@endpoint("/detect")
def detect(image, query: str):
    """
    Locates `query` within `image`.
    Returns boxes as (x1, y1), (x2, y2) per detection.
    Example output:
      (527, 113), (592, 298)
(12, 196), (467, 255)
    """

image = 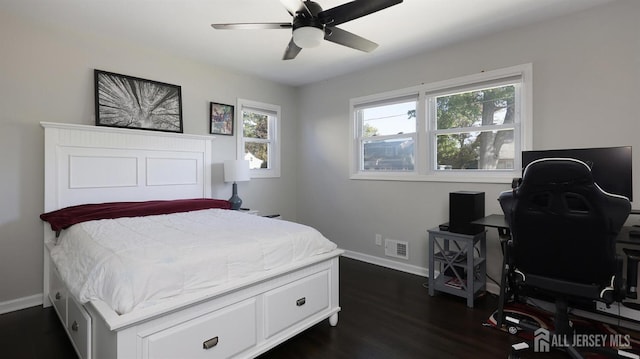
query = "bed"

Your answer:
(41, 122), (343, 359)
